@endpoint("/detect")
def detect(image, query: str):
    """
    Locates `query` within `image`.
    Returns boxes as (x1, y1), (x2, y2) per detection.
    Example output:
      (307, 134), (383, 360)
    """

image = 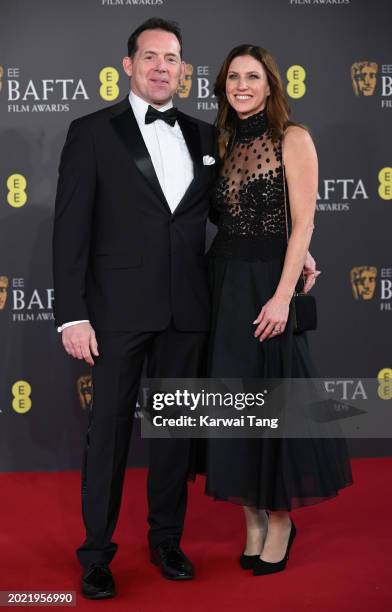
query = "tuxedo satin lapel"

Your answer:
(110, 103), (171, 213)
(175, 113), (204, 211)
